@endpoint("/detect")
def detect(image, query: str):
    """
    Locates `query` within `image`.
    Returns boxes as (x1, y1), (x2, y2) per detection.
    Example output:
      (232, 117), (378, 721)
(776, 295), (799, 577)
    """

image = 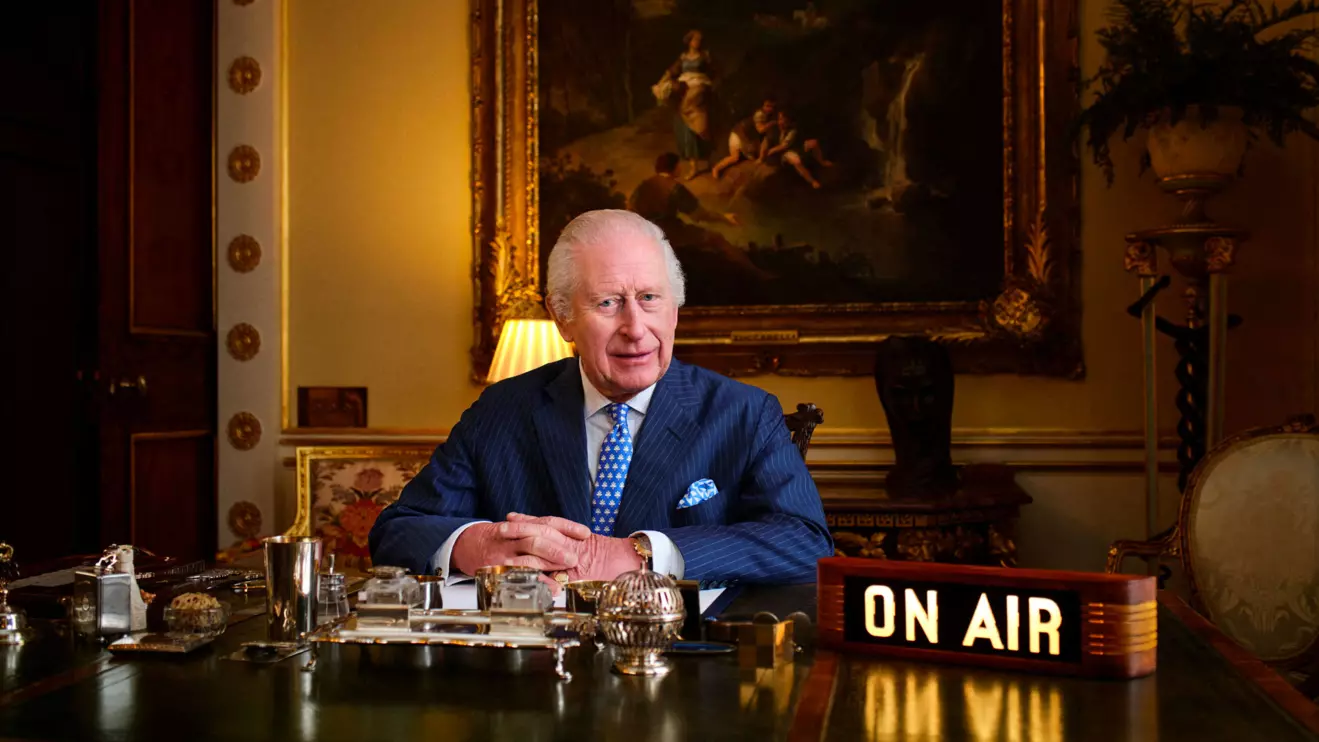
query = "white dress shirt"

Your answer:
(429, 374), (686, 582)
